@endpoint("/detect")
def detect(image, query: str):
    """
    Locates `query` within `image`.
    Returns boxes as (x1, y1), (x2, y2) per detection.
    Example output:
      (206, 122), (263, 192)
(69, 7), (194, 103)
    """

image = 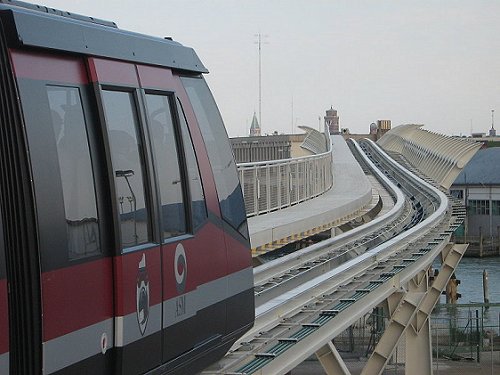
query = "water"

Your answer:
(450, 256), (500, 304)
(433, 256), (500, 327)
